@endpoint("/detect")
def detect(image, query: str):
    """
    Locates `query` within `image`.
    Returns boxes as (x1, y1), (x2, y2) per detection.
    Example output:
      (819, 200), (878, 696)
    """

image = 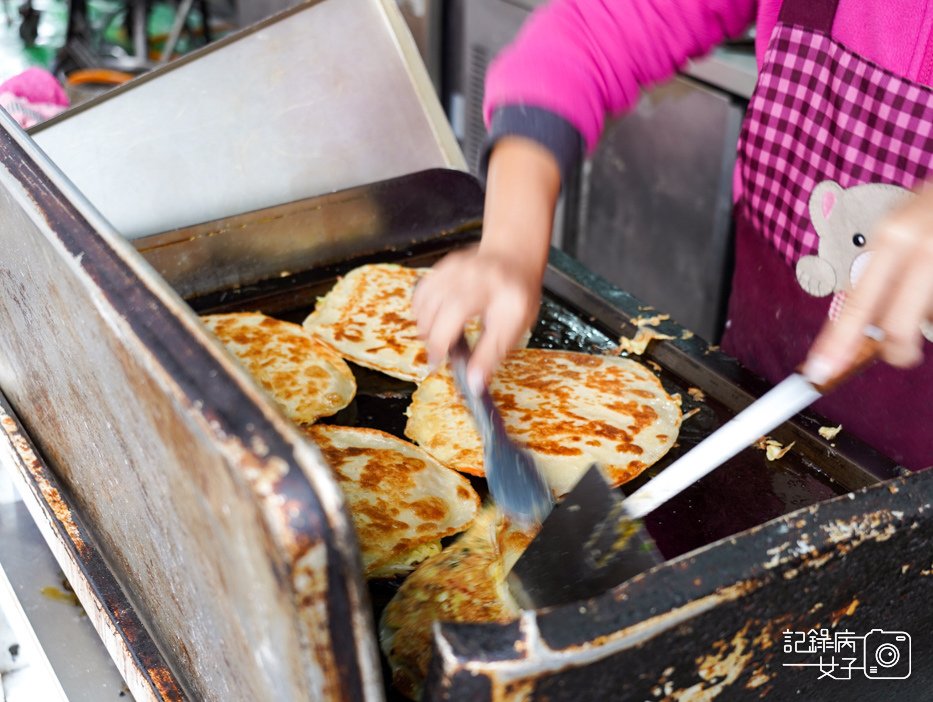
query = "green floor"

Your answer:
(0, 1), (213, 84)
